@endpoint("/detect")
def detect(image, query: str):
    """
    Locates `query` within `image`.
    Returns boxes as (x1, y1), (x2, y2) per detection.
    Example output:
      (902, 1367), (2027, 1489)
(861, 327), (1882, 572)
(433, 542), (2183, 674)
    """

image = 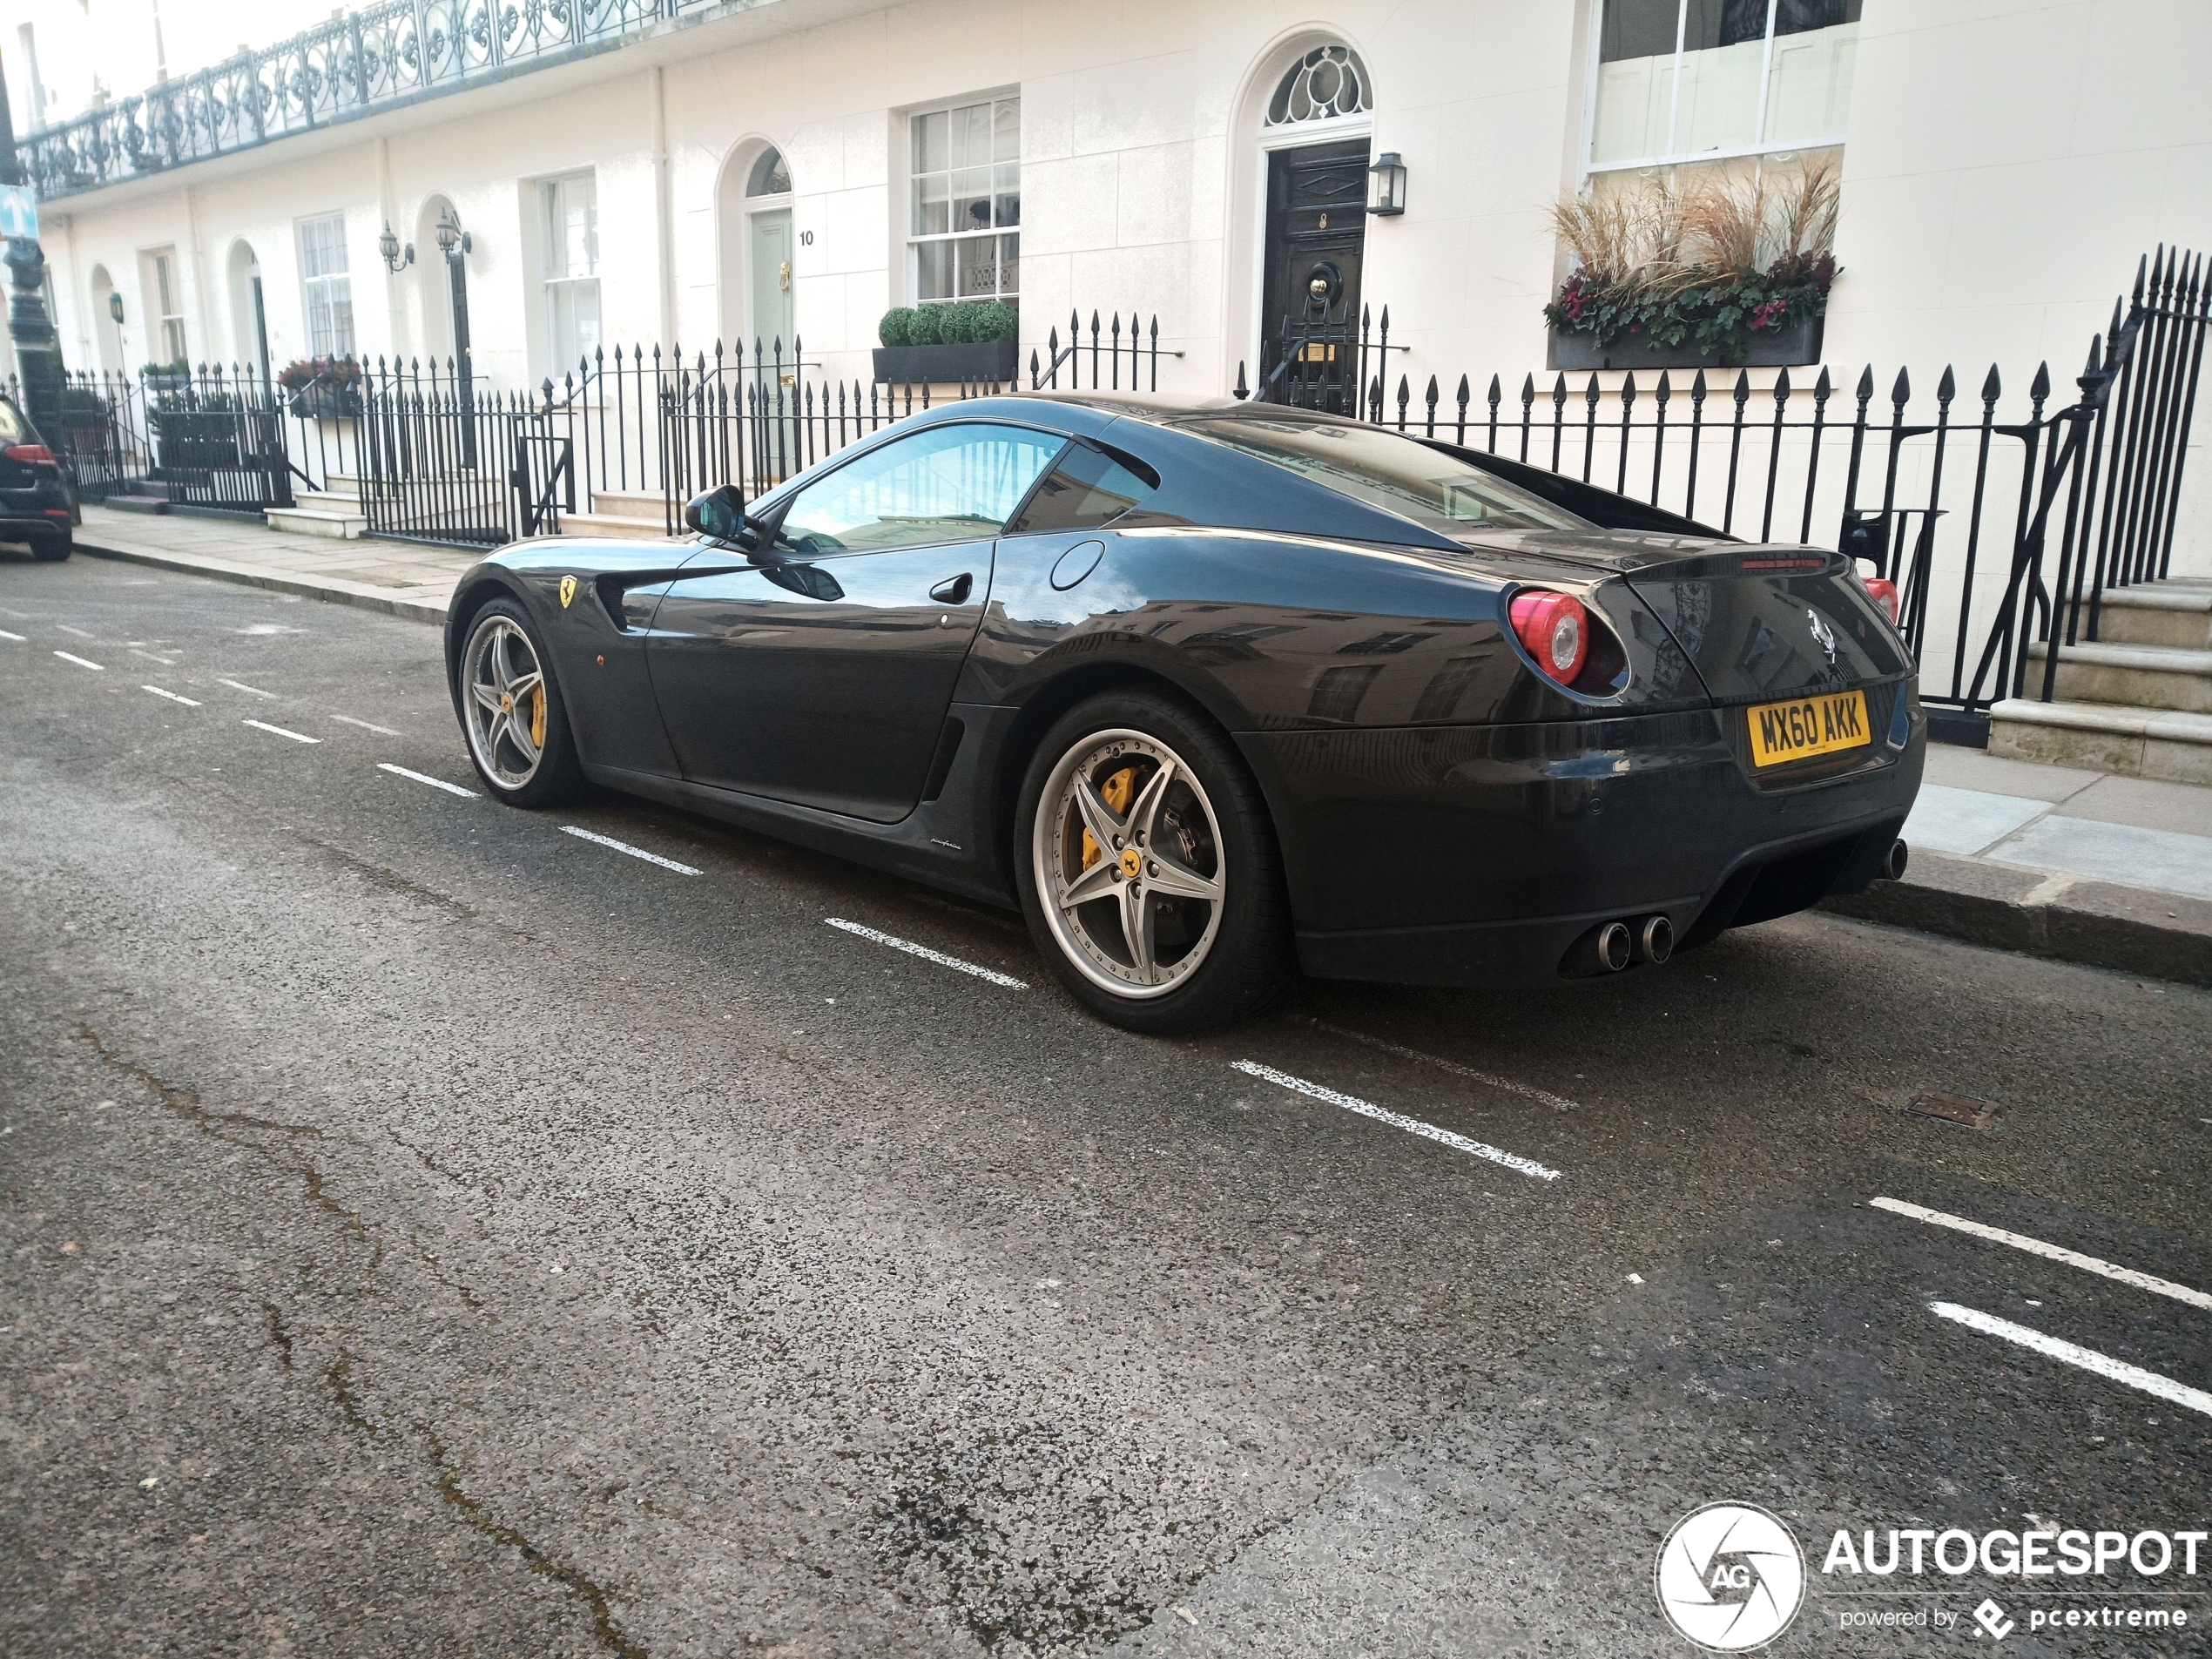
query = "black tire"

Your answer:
(455, 597), (586, 807)
(30, 534), (70, 563)
(1015, 687), (1296, 1034)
